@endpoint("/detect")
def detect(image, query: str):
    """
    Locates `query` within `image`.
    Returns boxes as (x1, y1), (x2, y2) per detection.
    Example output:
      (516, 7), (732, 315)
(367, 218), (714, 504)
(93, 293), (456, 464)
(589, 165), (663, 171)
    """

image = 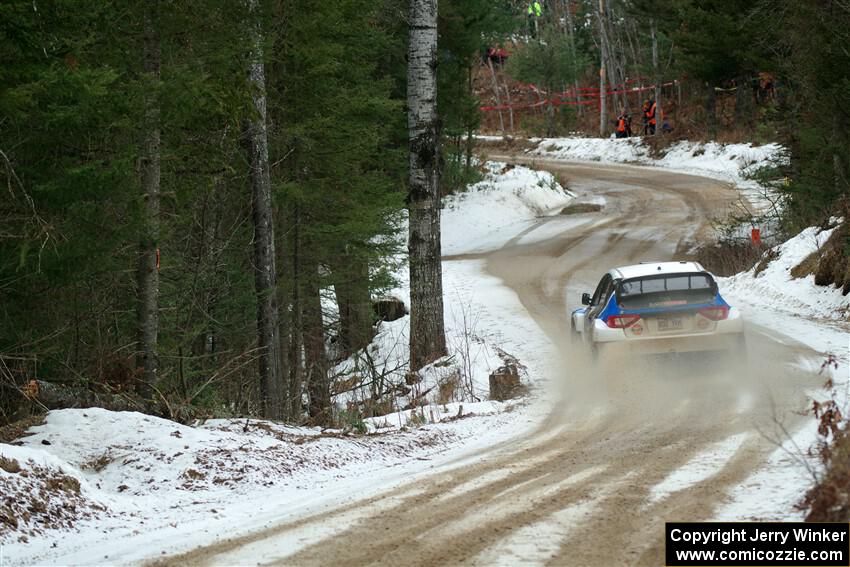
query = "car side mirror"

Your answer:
(581, 292), (592, 306)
